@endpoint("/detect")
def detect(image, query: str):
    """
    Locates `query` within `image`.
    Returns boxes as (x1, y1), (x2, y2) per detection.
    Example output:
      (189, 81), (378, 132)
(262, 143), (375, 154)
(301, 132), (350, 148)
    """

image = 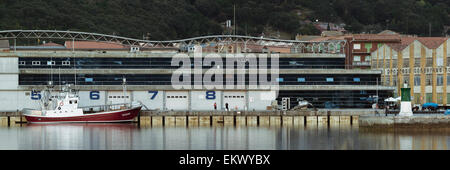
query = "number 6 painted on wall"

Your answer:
(90, 91), (100, 100)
